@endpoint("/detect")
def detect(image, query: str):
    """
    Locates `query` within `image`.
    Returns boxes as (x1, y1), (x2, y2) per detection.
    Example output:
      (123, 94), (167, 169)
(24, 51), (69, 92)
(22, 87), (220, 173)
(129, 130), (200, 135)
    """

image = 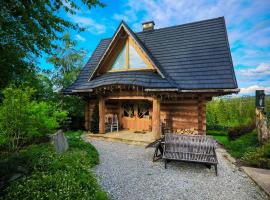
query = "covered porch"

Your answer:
(97, 95), (161, 140)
